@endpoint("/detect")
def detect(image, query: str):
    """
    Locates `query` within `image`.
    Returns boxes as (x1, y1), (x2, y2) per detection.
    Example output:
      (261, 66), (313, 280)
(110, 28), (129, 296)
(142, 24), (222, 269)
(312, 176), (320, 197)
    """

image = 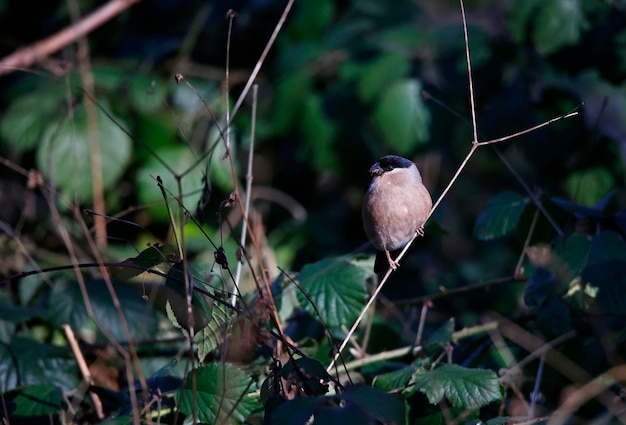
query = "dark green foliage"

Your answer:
(0, 0), (625, 423)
